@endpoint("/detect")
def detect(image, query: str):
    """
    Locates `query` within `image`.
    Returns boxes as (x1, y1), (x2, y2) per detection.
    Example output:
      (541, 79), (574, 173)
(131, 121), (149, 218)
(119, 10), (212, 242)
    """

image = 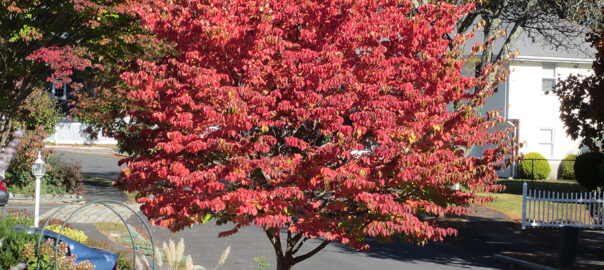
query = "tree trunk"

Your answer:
(275, 255), (293, 270)
(0, 118), (13, 149)
(266, 229), (331, 270)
